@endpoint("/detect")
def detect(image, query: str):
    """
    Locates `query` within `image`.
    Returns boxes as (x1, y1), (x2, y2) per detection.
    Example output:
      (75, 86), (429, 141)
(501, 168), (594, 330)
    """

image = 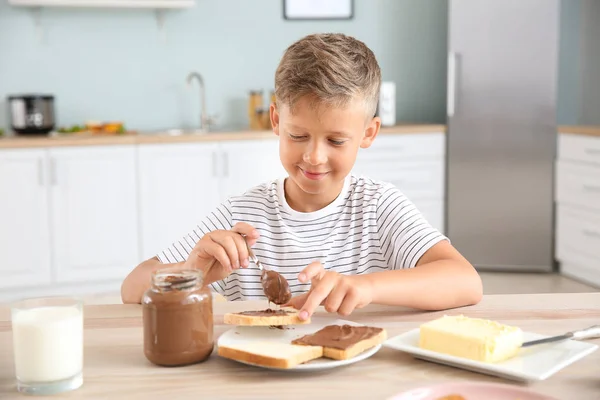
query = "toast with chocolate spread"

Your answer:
(292, 324), (387, 360)
(223, 308), (310, 326)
